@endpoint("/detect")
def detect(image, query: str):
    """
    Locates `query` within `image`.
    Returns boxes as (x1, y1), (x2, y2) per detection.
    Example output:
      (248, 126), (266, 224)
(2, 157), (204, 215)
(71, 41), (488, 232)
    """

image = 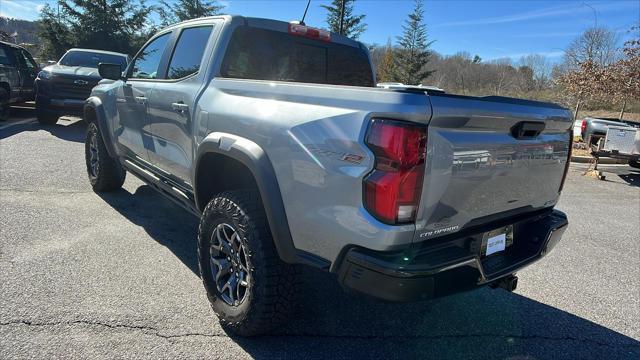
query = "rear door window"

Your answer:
(220, 26), (374, 87)
(167, 26), (213, 80)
